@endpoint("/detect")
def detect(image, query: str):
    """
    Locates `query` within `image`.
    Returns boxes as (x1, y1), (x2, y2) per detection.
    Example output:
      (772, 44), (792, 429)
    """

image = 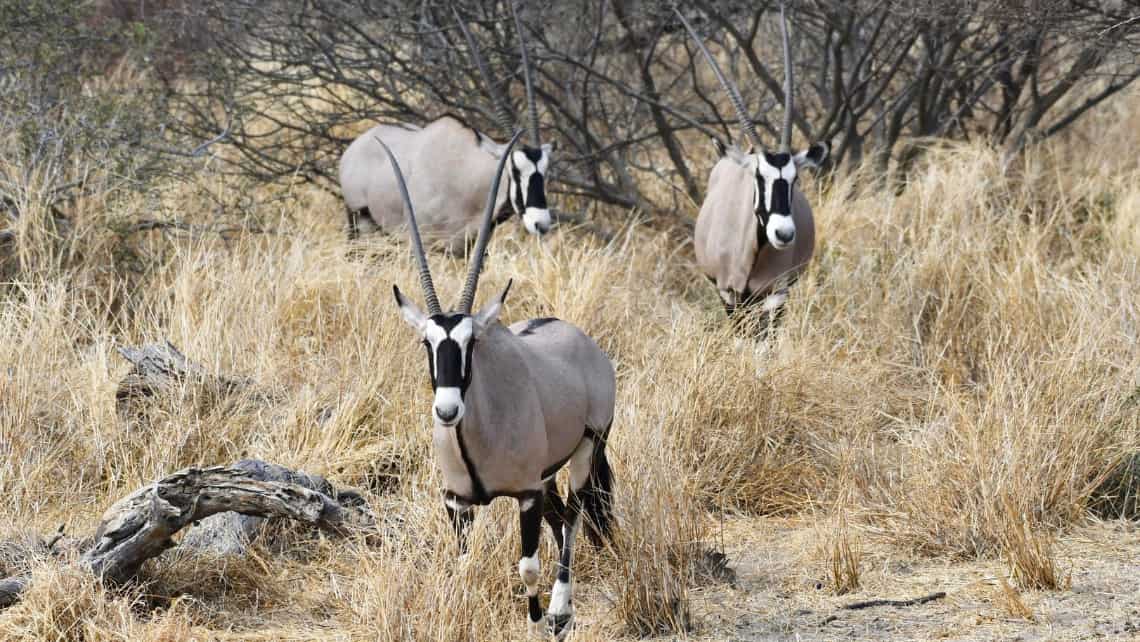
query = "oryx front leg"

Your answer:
(444, 492), (474, 559)
(517, 489), (545, 636)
